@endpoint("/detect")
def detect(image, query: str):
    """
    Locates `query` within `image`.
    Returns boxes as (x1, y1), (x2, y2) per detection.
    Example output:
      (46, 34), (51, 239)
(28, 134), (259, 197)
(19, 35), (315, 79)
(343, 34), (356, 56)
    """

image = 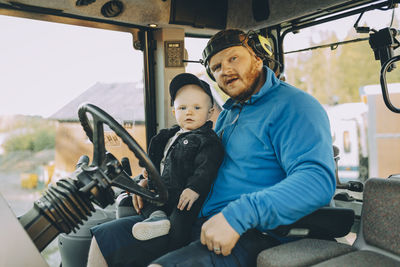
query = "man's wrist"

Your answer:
(221, 208), (246, 235)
